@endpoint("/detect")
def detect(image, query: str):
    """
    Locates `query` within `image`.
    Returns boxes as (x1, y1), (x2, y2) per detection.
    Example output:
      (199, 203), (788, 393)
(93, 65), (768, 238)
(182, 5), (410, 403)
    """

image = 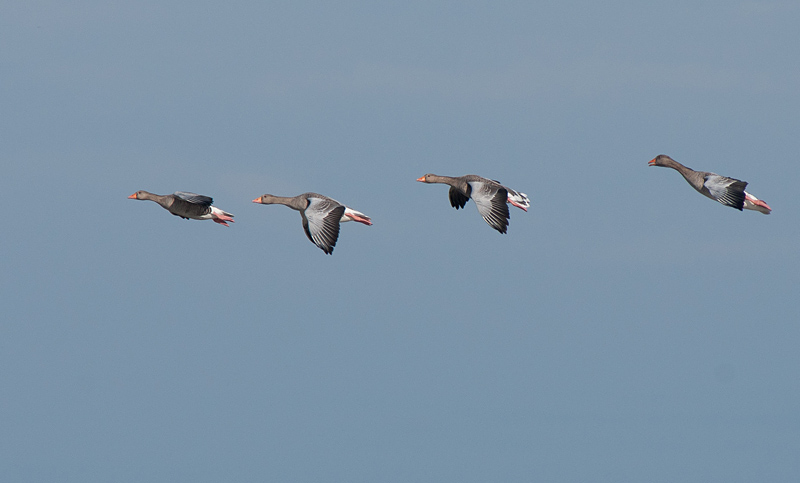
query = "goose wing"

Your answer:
(448, 186), (470, 209)
(703, 175), (747, 210)
(302, 196), (346, 254)
(173, 191), (213, 206)
(468, 181), (510, 234)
